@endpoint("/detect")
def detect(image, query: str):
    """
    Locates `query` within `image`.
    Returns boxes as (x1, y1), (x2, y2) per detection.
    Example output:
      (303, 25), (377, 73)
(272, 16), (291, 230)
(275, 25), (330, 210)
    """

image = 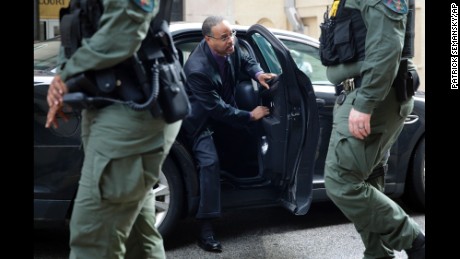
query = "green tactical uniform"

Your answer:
(57, 0), (181, 258)
(324, 0), (423, 258)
